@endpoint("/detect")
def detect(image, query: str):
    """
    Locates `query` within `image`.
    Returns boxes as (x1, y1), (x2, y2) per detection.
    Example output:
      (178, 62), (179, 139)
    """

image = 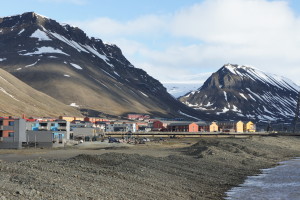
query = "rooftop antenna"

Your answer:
(292, 91), (300, 133)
